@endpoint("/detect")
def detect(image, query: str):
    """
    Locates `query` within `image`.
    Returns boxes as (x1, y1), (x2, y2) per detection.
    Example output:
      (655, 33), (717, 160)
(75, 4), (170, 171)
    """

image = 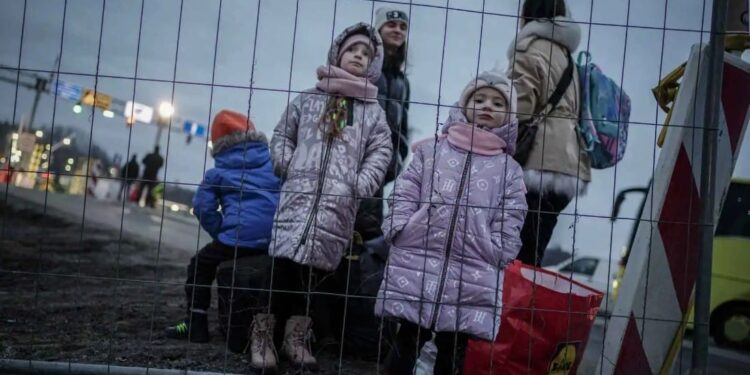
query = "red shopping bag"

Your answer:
(464, 261), (604, 375)
(129, 183), (141, 202)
